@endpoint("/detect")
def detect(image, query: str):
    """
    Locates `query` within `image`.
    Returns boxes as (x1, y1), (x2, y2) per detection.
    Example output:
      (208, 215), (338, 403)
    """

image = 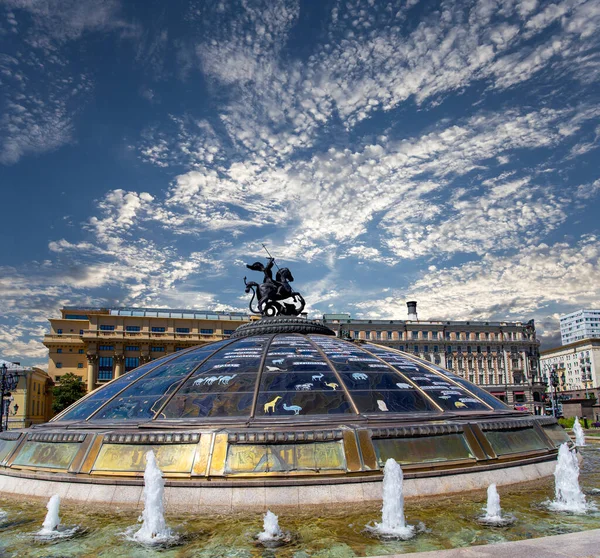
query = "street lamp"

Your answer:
(0, 363), (20, 432)
(550, 367), (559, 418)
